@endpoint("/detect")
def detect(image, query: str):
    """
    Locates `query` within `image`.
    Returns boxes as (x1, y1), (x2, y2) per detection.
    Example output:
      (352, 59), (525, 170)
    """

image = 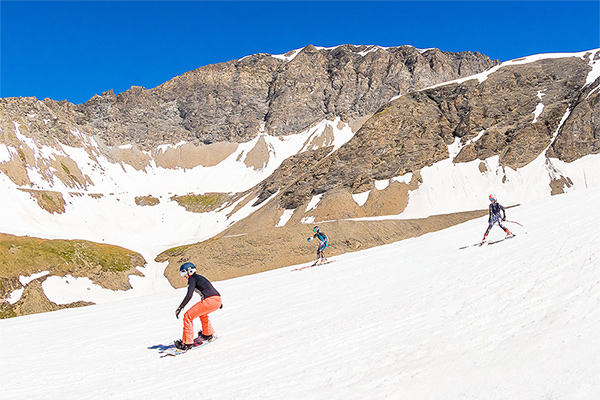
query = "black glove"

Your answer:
(175, 306), (183, 319)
